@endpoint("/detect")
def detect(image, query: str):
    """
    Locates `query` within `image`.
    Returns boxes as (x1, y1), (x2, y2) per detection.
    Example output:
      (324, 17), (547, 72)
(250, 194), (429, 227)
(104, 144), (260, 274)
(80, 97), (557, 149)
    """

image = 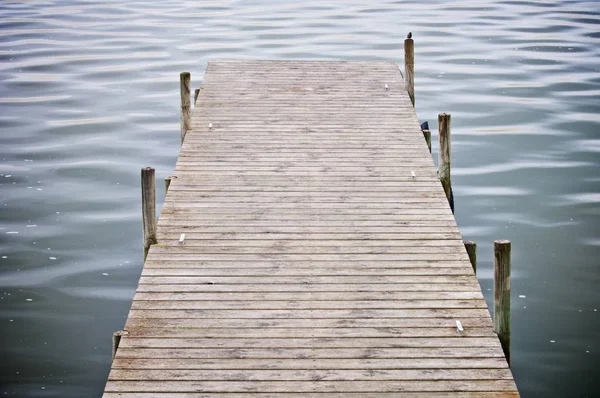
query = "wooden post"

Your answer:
(194, 88), (200, 106)
(165, 176), (171, 195)
(404, 33), (414, 106)
(112, 330), (128, 360)
(463, 240), (476, 274)
(494, 240), (511, 365)
(422, 129), (431, 153)
(141, 167), (157, 259)
(438, 113), (454, 213)
(180, 72), (191, 144)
